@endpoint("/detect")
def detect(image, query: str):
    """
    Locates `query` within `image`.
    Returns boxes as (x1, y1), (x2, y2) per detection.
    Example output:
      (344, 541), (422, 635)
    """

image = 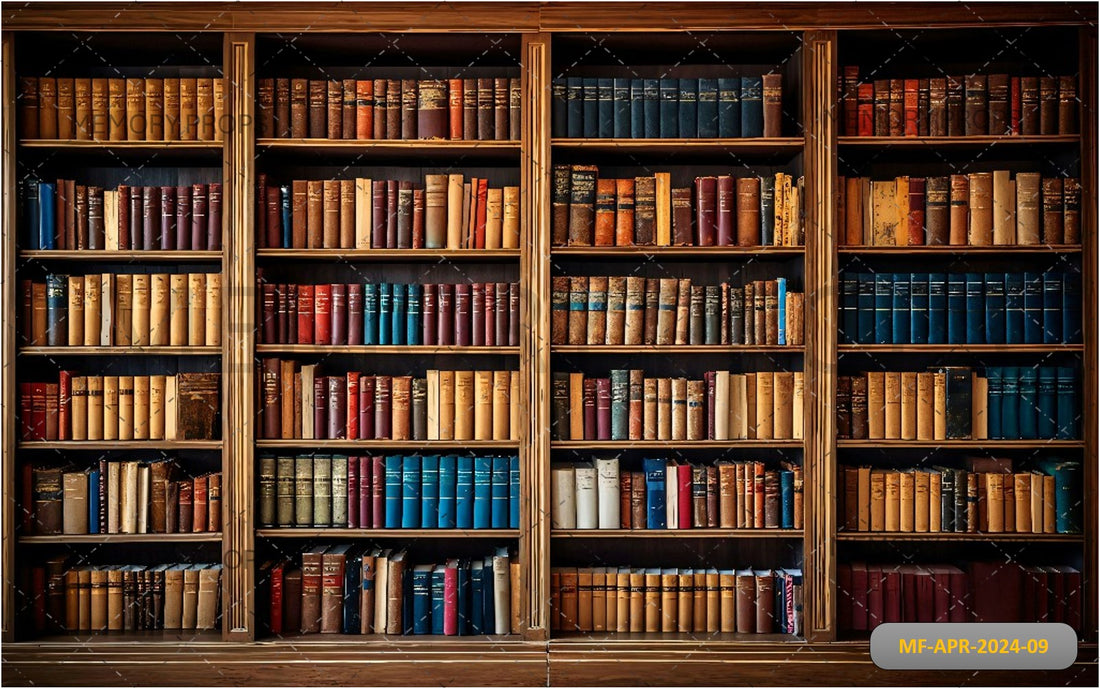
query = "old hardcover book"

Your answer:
(968, 172), (993, 245)
(176, 372), (219, 440)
